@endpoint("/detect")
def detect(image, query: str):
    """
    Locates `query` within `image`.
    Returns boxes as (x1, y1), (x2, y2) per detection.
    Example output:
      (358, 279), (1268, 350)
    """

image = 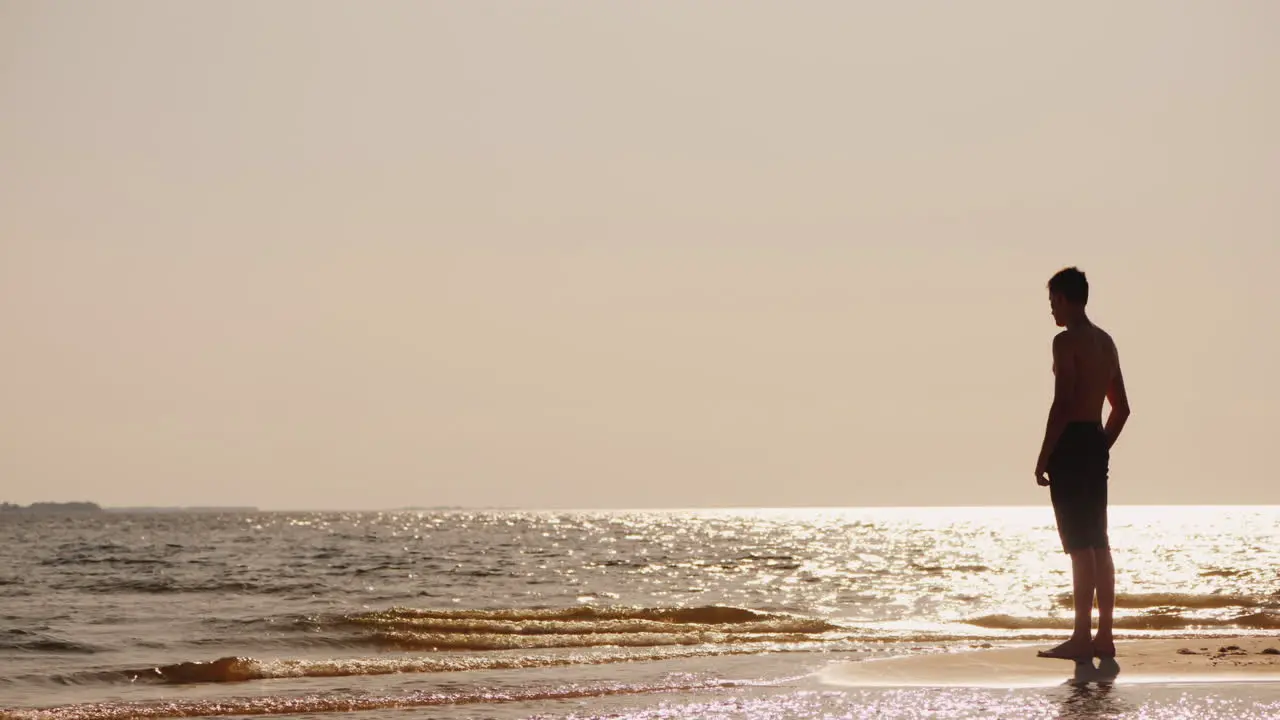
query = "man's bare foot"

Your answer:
(1093, 637), (1116, 658)
(1037, 638), (1094, 660)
